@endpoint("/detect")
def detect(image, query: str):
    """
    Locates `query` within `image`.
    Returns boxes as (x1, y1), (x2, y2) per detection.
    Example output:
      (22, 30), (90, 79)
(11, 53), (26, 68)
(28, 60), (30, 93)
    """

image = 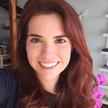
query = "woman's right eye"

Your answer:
(30, 38), (42, 43)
